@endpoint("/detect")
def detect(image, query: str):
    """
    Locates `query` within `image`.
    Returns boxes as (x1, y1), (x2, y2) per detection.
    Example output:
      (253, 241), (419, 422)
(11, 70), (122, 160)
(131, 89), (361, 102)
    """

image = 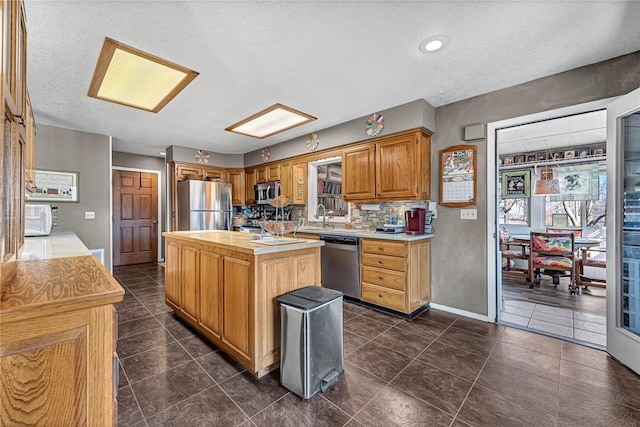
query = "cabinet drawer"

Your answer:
(362, 266), (404, 290)
(361, 253), (405, 271)
(361, 239), (405, 257)
(361, 283), (405, 311)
